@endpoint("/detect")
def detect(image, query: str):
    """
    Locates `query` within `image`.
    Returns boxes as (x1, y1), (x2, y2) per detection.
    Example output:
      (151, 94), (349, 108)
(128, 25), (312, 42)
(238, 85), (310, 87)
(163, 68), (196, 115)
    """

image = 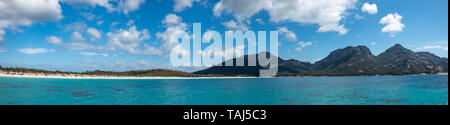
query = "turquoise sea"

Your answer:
(0, 75), (447, 105)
